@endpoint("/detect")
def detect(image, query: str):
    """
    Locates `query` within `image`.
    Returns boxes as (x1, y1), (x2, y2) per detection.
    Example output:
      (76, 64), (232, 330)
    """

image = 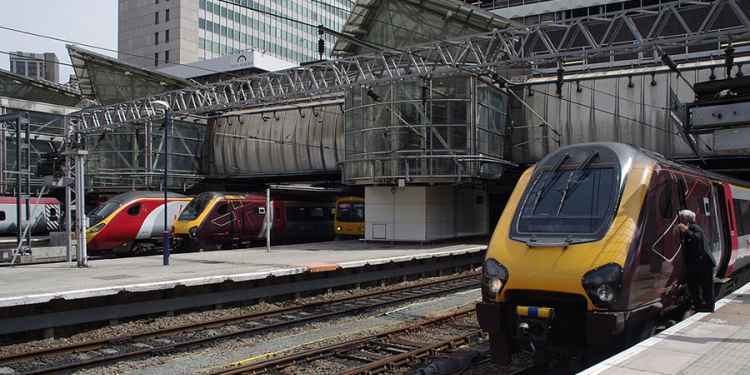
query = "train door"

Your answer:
(242, 202), (265, 239)
(208, 201), (233, 245)
(228, 200), (242, 243)
(684, 176), (723, 275)
(635, 169), (682, 306)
